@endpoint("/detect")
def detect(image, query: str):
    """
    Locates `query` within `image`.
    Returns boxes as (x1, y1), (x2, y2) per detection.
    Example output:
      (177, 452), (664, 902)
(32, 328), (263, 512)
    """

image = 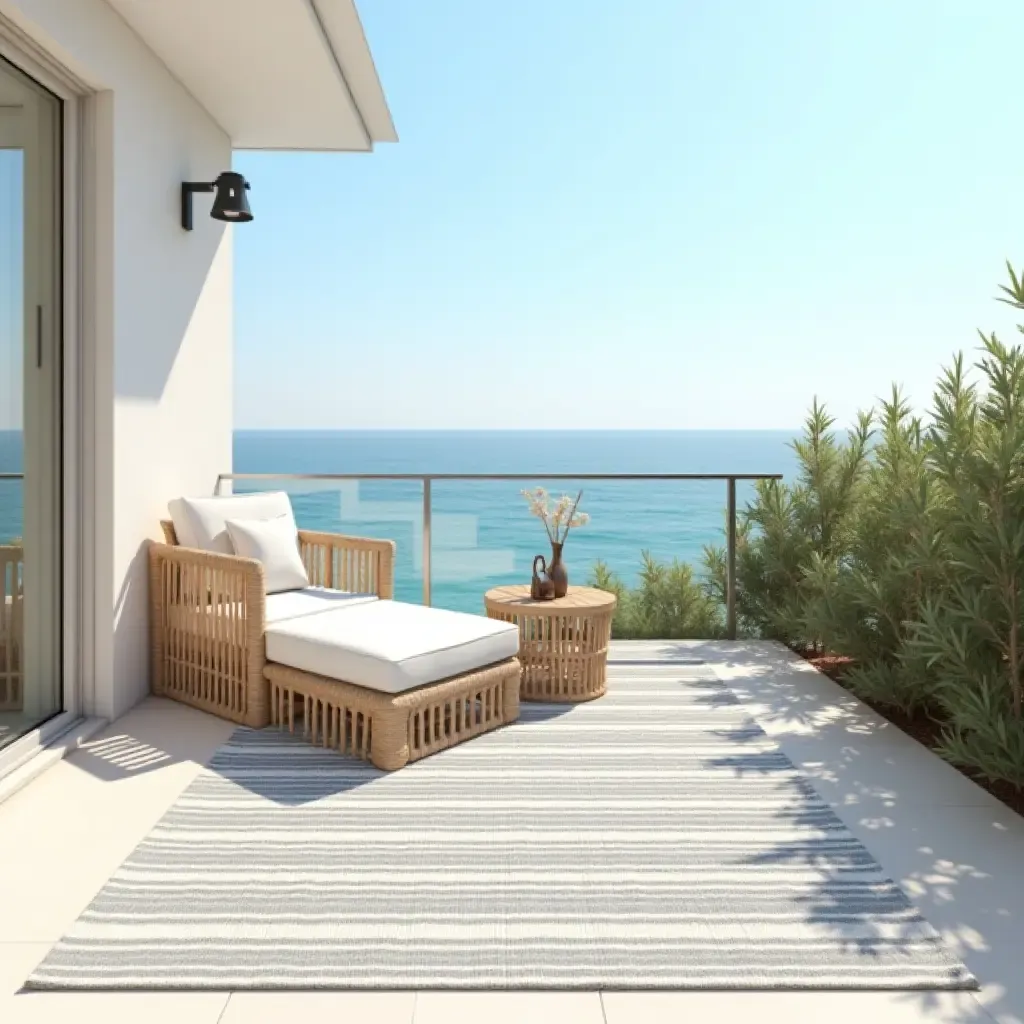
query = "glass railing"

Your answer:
(217, 472), (783, 638)
(0, 474), (23, 545)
